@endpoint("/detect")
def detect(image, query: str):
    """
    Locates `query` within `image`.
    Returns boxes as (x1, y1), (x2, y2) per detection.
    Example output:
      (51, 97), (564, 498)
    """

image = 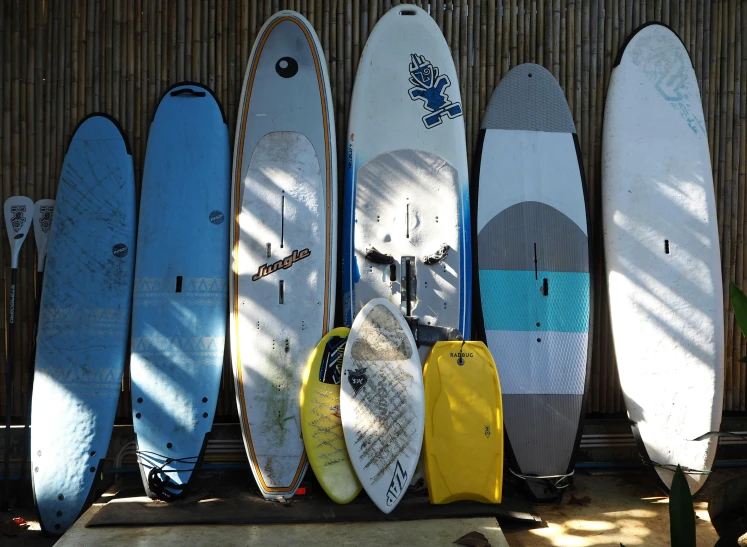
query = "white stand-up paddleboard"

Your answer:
(603, 23), (723, 494)
(341, 298), (424, 514)
(231, 10), (336, 499)
(342, 5), (471, 358)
